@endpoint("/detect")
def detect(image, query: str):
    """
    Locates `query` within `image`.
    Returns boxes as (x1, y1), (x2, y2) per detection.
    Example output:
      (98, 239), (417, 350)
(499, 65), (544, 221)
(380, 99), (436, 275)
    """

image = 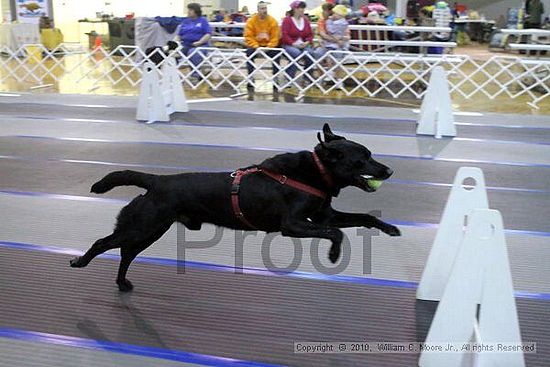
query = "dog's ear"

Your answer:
(323, 123), (346, 142)
(317, 132), (344, 162)
(317, 132), (326, 146)
(167, 40), (178, 51)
